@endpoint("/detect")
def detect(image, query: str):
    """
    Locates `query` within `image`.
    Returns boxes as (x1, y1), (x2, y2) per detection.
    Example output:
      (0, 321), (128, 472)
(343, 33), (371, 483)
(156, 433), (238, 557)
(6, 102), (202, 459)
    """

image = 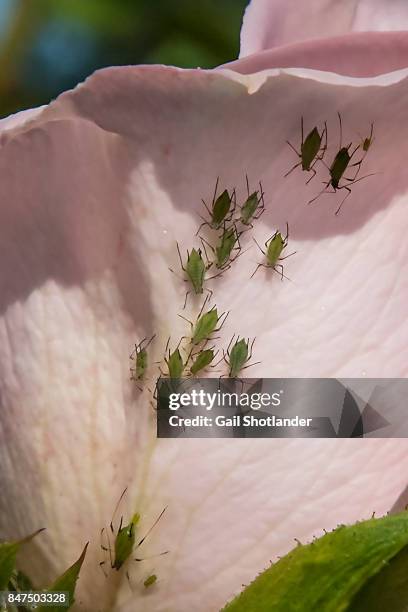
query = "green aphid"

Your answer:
(240, 176), (265, 226)
(200, 224), (241, 272)
(184, 247), (206, 294)
(308, 114), (375, 214)
(252, 223), (295, 280)
(215, 226), (239, 269)
(113, 513), (140, 570)
(285, 117), (327, 183)
(190, 348), (216, 376)
(100, 489), (168, 575)
(166, 347), (184, 378)
(224, 336), (256, 378)
(172, 244), (213, 308)
(192, 307), (220, 344)
(198, 178), (235, 231)
(179, 298), (228, 346)
(144, 574), (157, 588)
(130, 335), (155, 381)
(360, 123), (374, 153)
